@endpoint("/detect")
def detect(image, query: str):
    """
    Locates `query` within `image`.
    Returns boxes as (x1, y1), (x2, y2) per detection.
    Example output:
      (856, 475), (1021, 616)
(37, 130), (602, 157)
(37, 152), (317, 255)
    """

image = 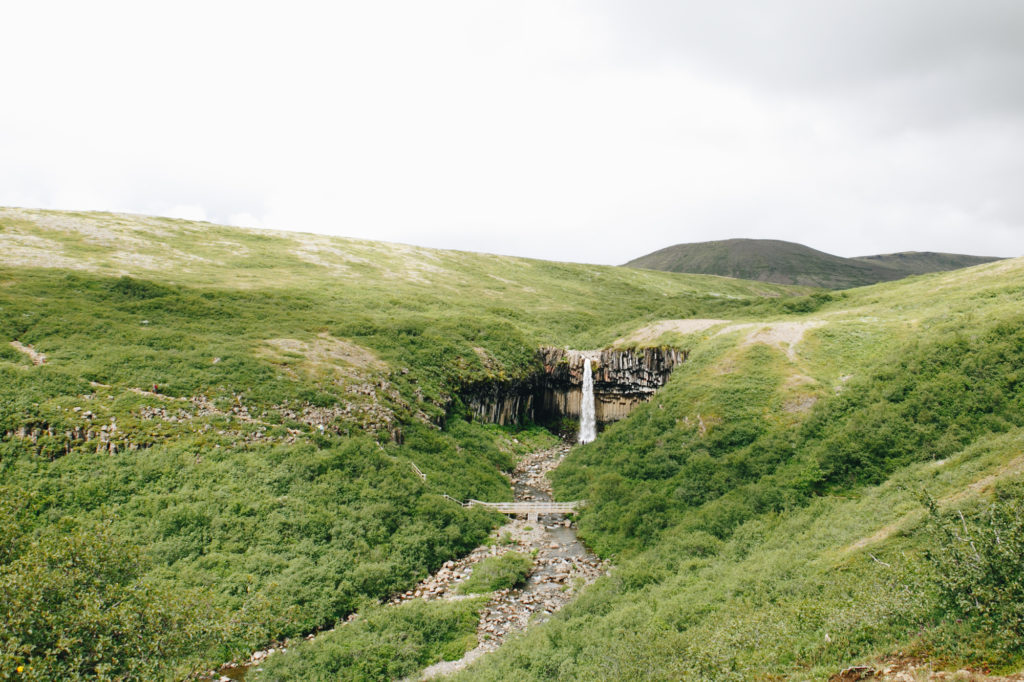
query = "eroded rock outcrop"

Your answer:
(461, 376), (538, 427)
(538, 346), (686, 422)
(462, 346), (686, 426)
